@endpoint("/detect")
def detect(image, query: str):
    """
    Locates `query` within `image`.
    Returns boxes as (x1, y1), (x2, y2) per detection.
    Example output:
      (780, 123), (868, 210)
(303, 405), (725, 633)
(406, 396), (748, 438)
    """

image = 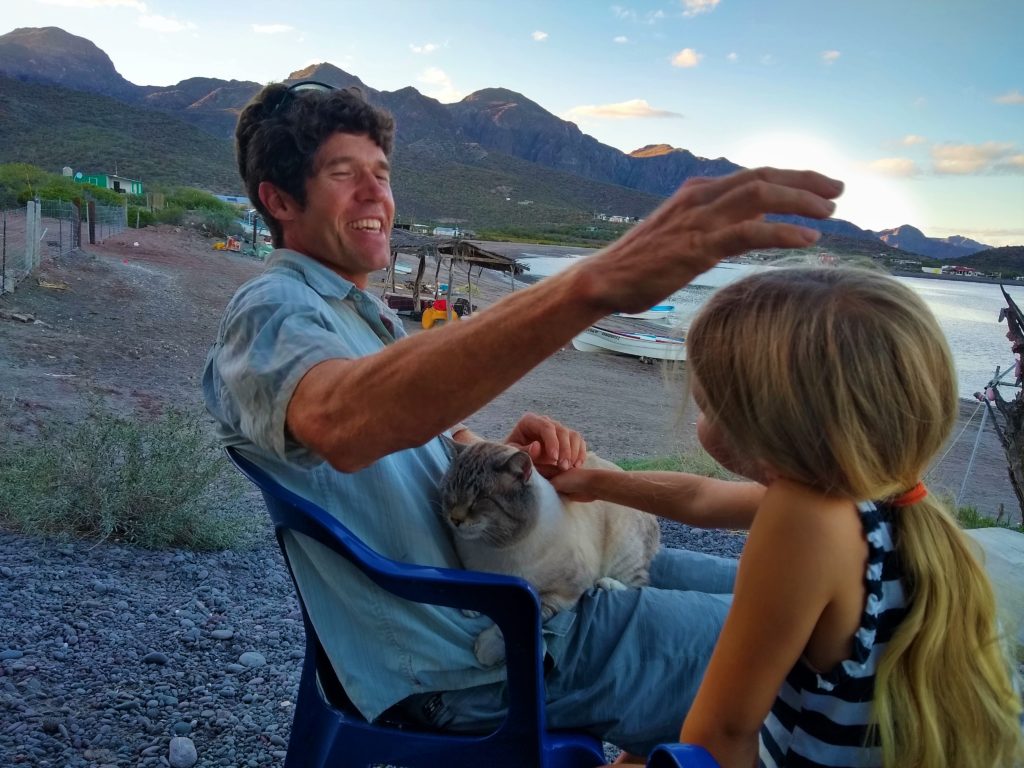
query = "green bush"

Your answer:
(127, 205), (156, 228)
(195, 207), (242, 237)
(155, 205), (186, 225)
(0, 406), (256, 550)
